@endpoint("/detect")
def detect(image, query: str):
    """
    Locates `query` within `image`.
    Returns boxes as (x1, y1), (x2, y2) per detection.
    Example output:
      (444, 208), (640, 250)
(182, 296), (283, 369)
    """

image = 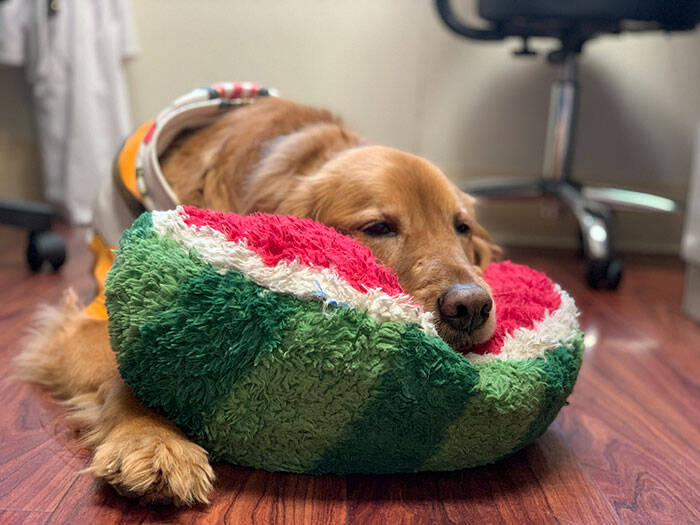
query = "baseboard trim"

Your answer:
(684, 264), (700, 323)
(494, 232), (680, 255)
